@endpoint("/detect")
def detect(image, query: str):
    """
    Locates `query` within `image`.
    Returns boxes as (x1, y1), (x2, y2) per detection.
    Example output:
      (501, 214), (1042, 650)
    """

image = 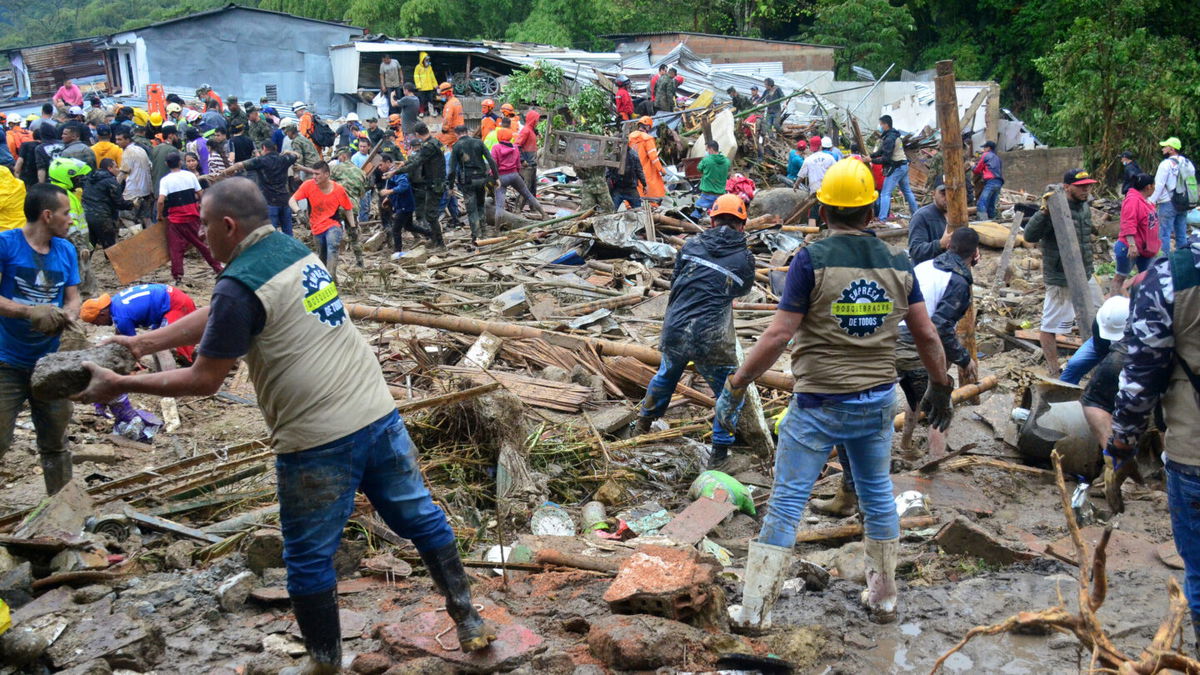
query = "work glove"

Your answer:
(714, 376), (748, 438)
(1103, 441), (1143, 514)
(27, 305), (70, 335)
(919, 380), (954, 432)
